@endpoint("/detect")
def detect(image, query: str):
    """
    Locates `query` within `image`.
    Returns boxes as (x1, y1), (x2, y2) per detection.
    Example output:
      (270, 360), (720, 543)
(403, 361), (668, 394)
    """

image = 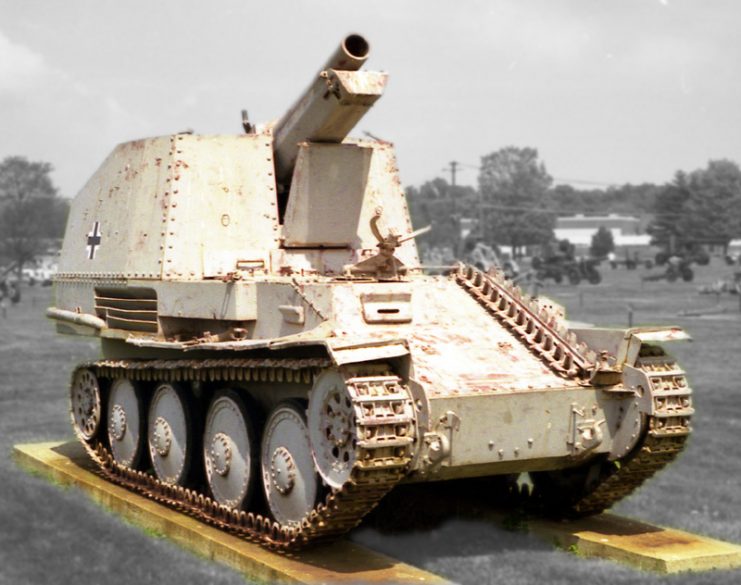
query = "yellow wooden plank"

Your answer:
(531, 512), (741, 574)
(13, 441), (449, 585)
